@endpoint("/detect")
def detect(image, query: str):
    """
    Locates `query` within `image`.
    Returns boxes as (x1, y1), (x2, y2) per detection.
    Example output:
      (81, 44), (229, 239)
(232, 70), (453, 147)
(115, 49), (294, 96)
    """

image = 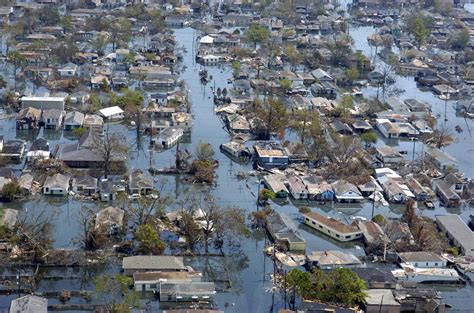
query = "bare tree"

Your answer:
(92, 129), (128, 178)
(425, 126), (454, 148)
